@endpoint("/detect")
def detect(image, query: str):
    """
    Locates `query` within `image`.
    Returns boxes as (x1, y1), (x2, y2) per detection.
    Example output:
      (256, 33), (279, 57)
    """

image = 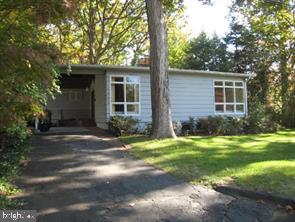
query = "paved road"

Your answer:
(15, 128), (292, 222)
